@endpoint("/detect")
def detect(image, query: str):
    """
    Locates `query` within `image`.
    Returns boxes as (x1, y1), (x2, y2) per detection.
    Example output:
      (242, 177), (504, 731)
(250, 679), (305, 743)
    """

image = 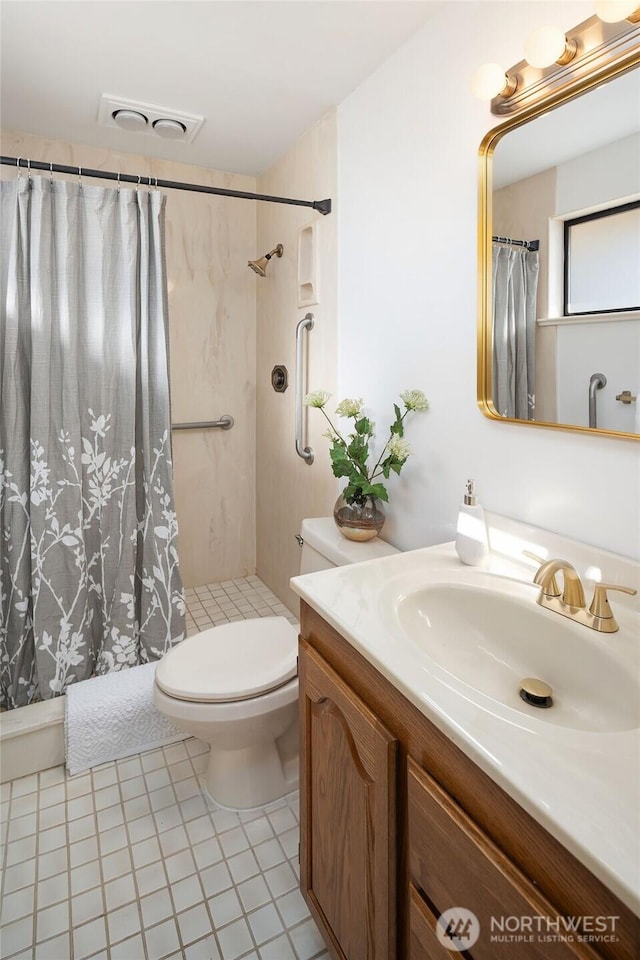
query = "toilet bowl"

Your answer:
(154, 518), (399, 809)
